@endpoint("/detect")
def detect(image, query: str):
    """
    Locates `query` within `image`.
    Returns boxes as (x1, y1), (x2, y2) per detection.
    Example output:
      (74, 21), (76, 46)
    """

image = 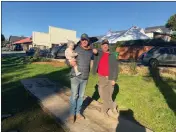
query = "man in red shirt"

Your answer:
(92, 39), (119, 117)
